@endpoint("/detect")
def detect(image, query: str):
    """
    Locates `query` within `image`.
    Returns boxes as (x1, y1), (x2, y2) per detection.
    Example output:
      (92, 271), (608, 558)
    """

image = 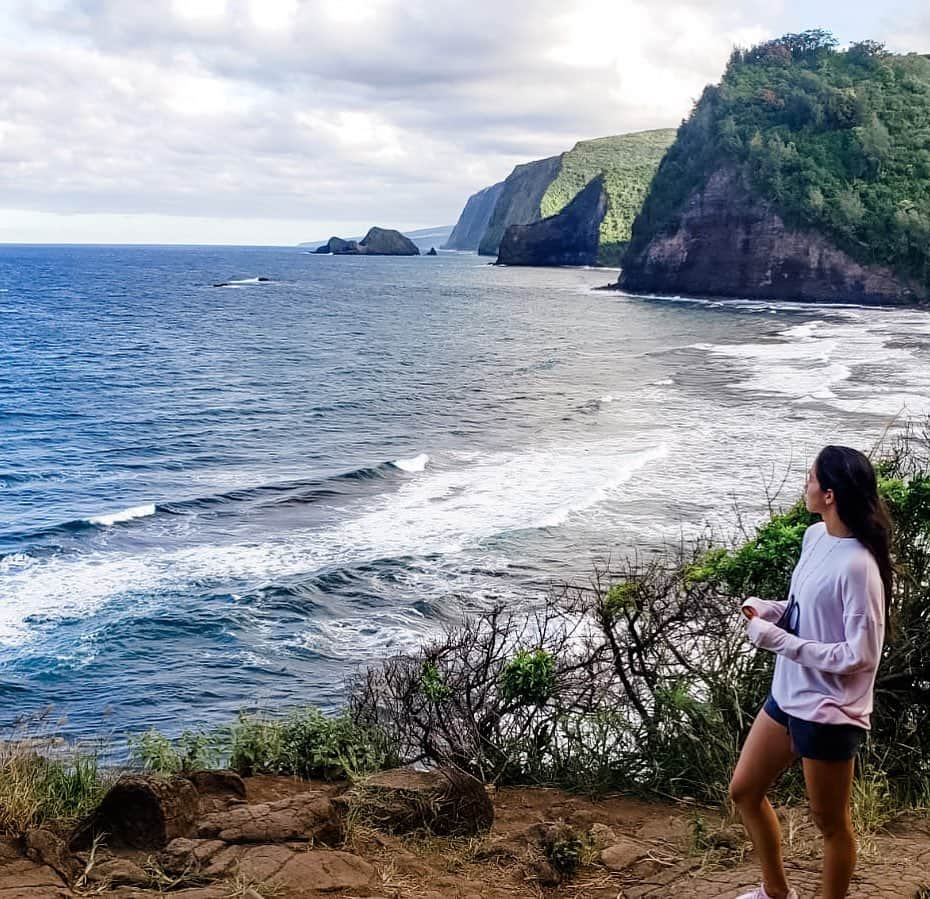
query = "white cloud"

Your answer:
(1, 0), (925, 242)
